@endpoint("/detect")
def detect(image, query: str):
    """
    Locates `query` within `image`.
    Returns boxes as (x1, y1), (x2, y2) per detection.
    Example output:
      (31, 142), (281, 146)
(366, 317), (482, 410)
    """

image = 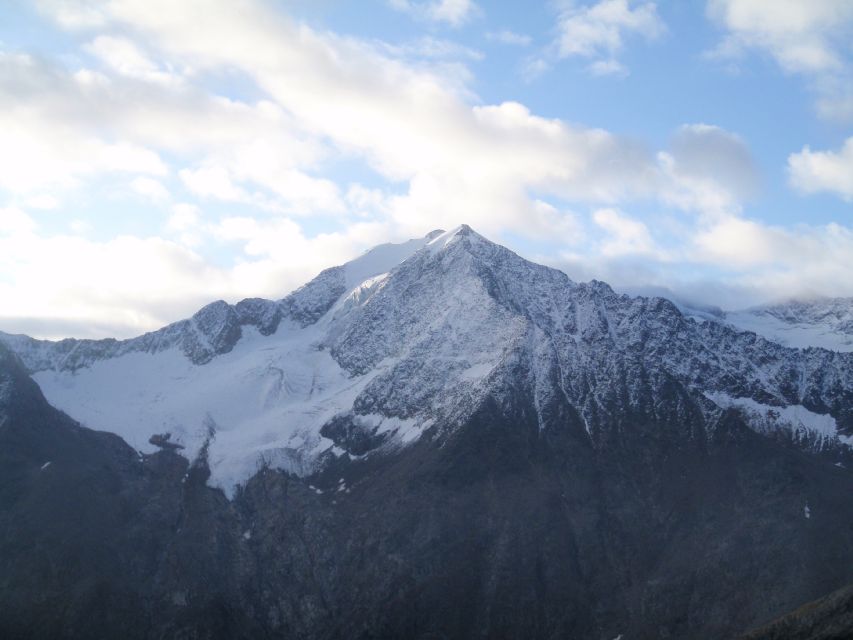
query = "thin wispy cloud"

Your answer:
(553, 0), (665, 75)
(388, 0), (479, 27)
(486, 30), (532, 47)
